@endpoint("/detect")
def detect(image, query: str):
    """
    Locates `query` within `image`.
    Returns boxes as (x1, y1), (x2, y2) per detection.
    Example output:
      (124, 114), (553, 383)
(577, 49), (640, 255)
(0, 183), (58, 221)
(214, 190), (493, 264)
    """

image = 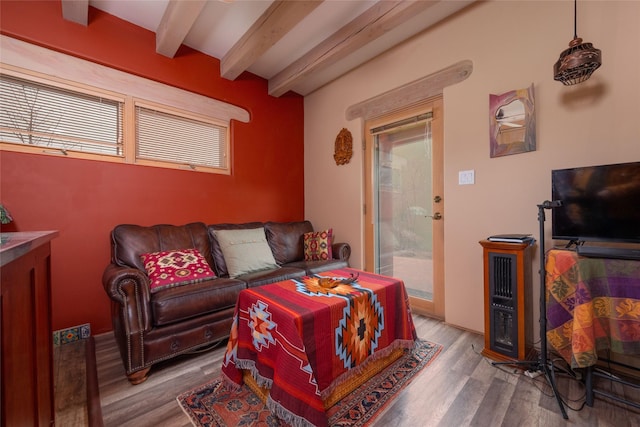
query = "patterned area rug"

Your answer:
(177, 339), (442, 427)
